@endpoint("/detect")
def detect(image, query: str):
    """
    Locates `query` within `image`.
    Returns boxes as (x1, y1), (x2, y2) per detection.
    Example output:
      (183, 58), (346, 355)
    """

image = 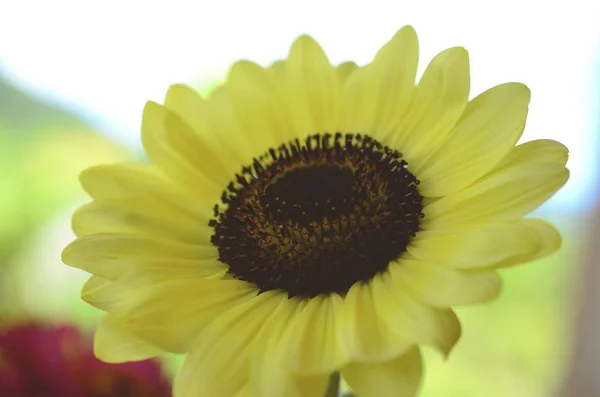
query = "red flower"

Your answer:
(0, 322), (171, 397)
